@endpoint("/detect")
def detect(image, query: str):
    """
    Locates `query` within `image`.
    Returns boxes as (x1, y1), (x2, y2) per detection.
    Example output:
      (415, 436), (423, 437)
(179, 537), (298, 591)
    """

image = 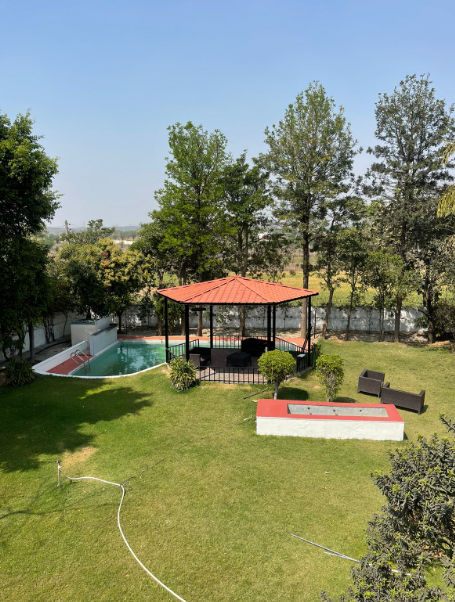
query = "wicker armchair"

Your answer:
(357, 369), (385, 397)
(381, 384), (425, 414)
